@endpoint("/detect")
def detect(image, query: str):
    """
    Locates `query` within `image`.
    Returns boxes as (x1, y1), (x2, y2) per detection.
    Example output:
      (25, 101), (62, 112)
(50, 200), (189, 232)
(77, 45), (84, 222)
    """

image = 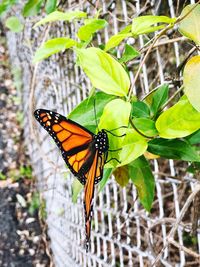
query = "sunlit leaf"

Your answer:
(148, 138), (200, 162)
(132, 15), (176, 36)
(33, 37), (77, 62)
(34, 10), (87, 27)
(185, 129), (200, 145)
(5, 16), (23, 32)
(183, 55), (200, 112)
(98, 168), (113, 192)
(105, 33), (132, 51)
(179, 4), (200, 45)
(76, 47), (130, 96)
(156, 96), (200, 138)
(77, 18), (108, 41)
(113, 166), (129, 187)
(128, 156), (155, 211)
